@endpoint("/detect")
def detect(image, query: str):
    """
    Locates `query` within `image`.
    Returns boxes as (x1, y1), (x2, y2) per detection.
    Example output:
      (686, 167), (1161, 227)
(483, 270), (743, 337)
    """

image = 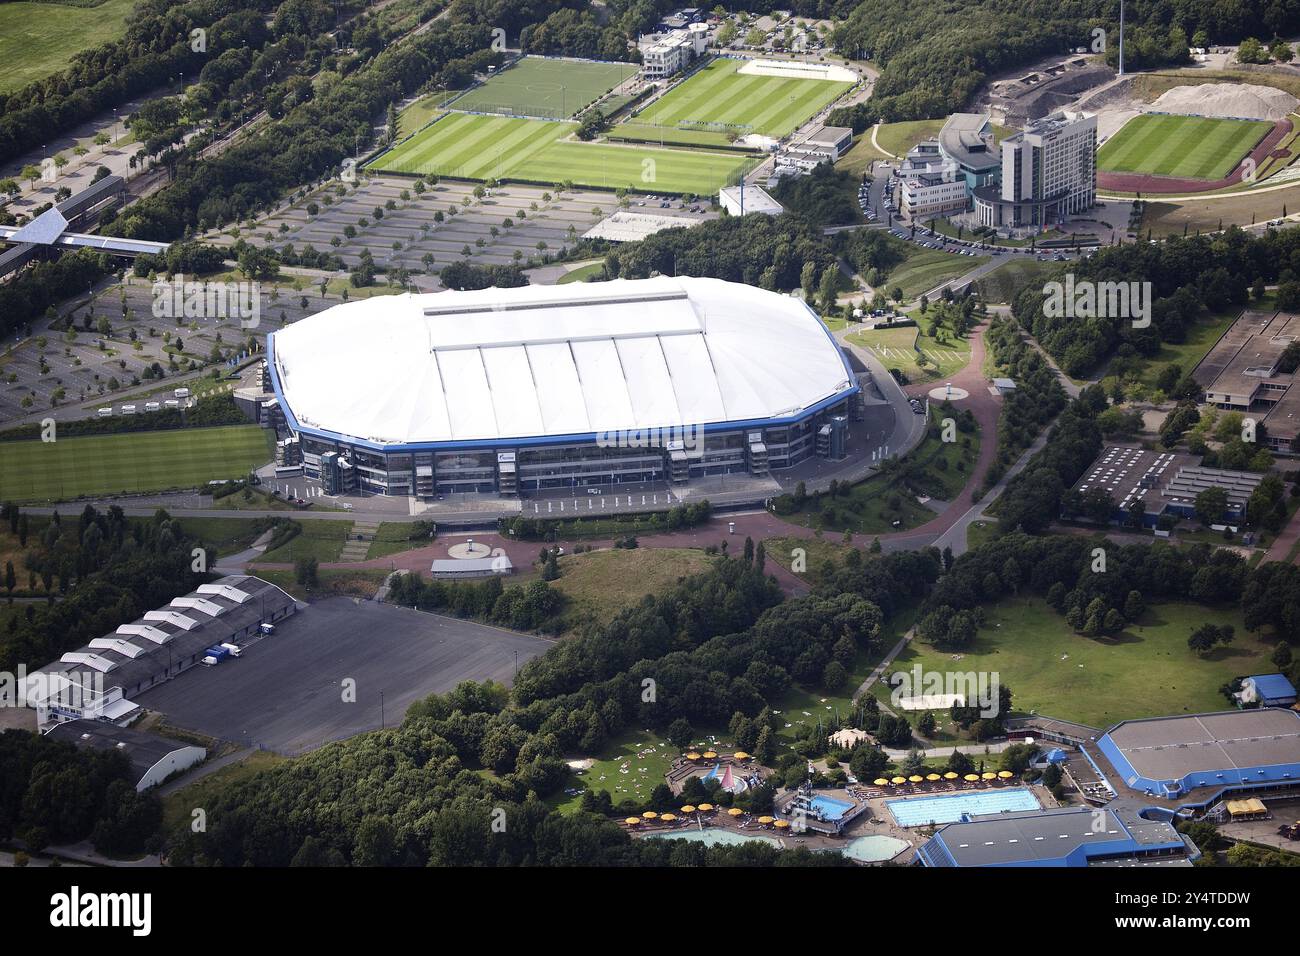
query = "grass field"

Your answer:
(451, 56), (638, 119)
(873, 119), (945, 159)
(0, 0), (137, 93)
(607, 123), (739, 149)
(548, 548), (716, 629)
(892, 597), (1272, 728)
(1098, 113), (1272, 180)
(975, 258), (1058, 304)
(256, 520), (353, 564)
(631, 57), (850, 139)
(0, 426), (273, 502)
(847, 325), (972, 383)
(369, 112), (752, 194)
(887, 248), (988, 300)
